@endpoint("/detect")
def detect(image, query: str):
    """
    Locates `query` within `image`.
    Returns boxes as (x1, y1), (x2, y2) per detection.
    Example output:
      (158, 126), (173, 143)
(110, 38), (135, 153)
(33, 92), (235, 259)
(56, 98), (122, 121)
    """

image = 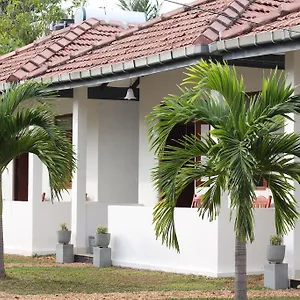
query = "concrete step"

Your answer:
(74, 253), (93, 264)
(290, 278), (300, 289)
